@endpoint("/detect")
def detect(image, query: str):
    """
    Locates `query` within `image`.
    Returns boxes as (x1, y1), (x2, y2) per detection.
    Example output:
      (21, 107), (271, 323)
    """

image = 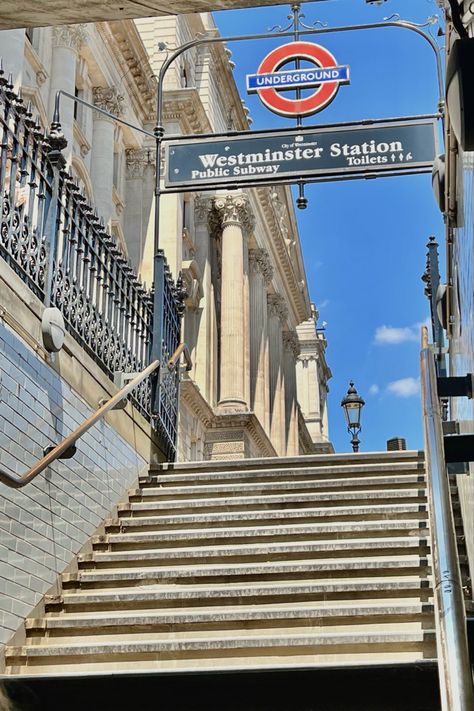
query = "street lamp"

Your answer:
(341, 381), (365, 452)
